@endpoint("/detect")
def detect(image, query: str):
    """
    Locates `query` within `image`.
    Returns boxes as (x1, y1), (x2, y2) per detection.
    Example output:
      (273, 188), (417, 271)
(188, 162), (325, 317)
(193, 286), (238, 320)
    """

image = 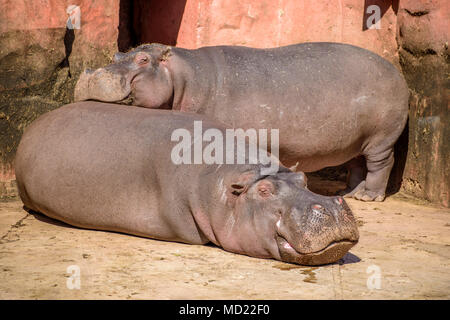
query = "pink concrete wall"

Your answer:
(175, 0), (399, 66)
(396, 0), (449, 207)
